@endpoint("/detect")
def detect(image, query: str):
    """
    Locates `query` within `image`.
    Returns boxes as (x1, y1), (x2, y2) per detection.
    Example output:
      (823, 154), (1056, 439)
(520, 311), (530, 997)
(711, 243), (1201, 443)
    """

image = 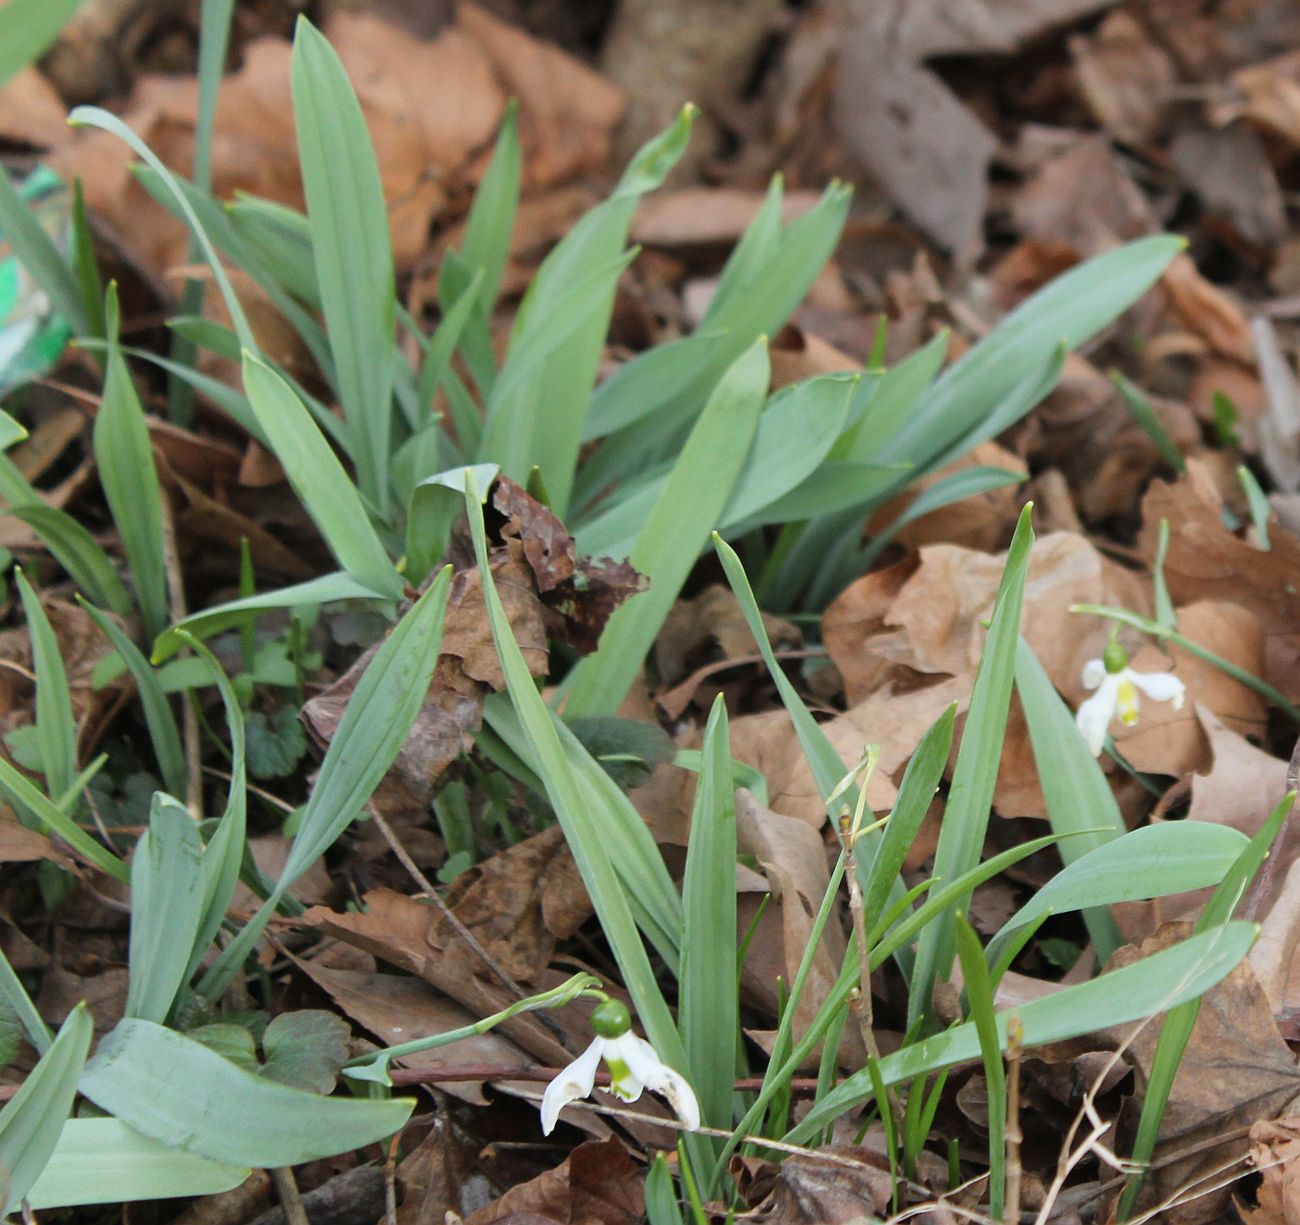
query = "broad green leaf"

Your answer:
(291, 17), (396, 515)
(993, 822), (1248, 945)
(681, 696), (737, 1178)
(125, 794), (205, 1024)
(228, 195), (321, 309)
(27, 1117), (247, 1208)
(910, 505), (1034, 1025)
(198, 567), (452, 1000)
(0, 1003), (91, 1214)
(97, 286), (169, 640)
(0, 162), (85, 333)
(834, 330), (948, 462)
(728, 460), (906, 531)
(564, 337), (770, 717)
(156, 570), (394, 661)
(81, 600), (185, 799)
(240, 354), (401, 598)
(7, 505), (131, 614)
(15, 569), (77, 801)
(78, 1019), (413, 1166)
(442, 101), (518, 396)
(789, 921), (1257, 1142)
(581, 179), (851, 449)
(0, 0), (84, 91)
(1015, 636), (1130, 958)
(466, 480), (684, 1070)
